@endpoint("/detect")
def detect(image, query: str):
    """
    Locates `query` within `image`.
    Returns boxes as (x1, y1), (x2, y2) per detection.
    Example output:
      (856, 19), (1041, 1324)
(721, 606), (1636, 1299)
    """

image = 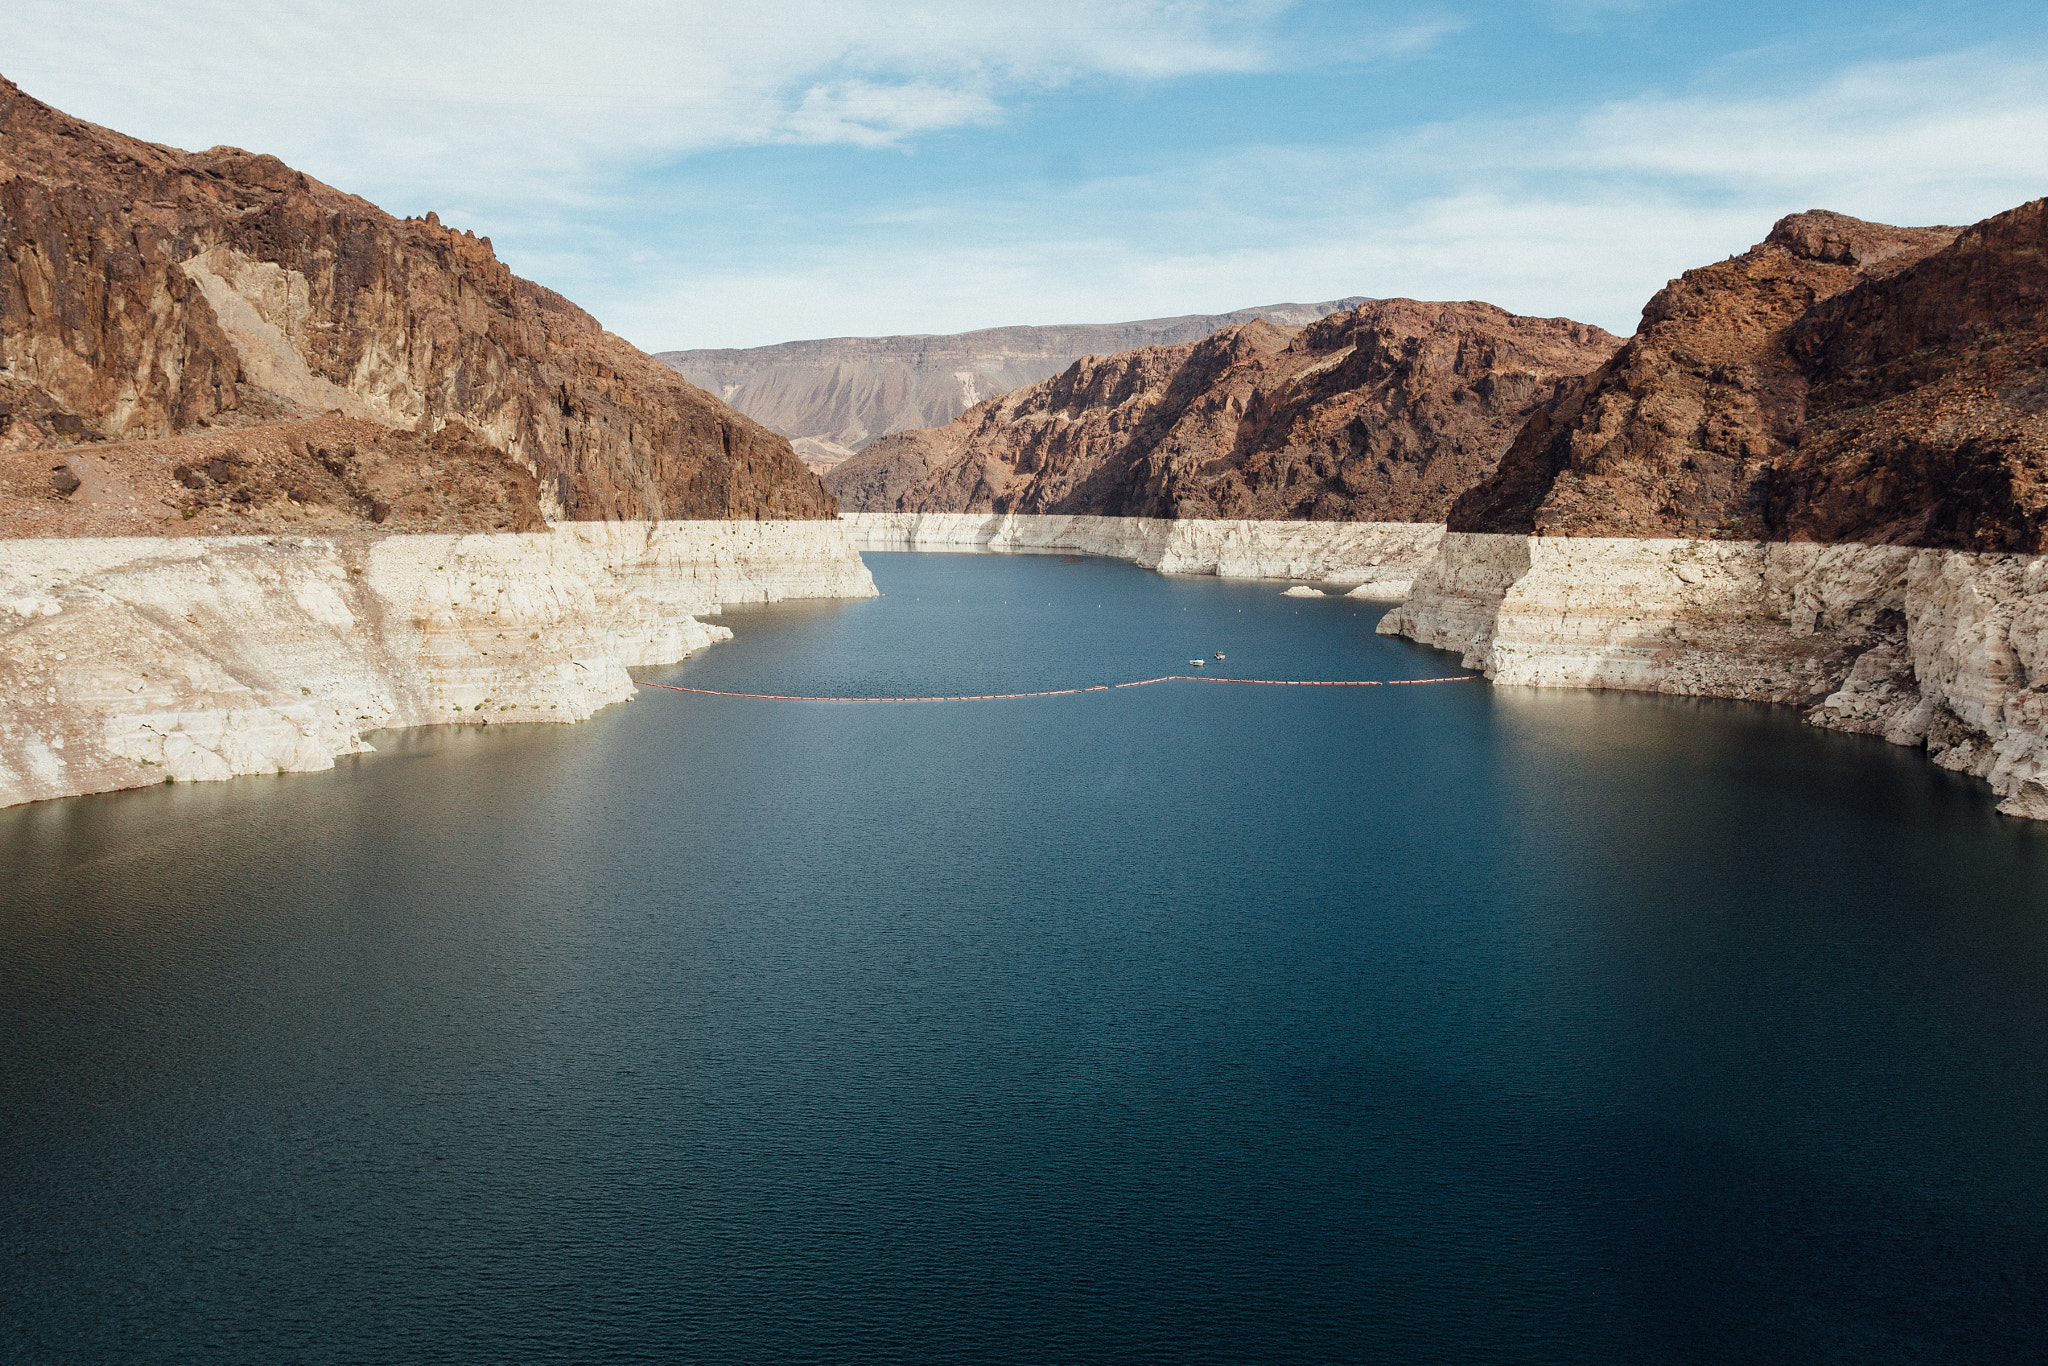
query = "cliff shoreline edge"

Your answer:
(1, 521), (876, 809)
(10, 515), (2048, 820)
